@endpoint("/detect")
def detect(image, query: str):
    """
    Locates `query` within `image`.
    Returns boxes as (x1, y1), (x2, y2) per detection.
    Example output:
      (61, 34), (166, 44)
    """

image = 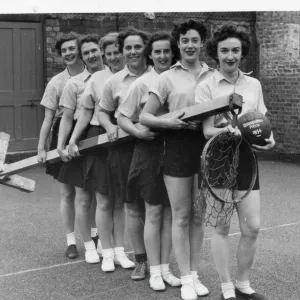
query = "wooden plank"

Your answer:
(0, 132), (10, 172)
(0, 174), (36, 192)
(0, 93), (243, 177)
